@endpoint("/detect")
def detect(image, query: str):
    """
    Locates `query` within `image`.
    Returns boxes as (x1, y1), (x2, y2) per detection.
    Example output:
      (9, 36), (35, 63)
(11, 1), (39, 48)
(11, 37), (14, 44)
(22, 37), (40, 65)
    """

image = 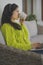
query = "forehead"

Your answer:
(14, 8), (19, 11)
(12, 8), (19, 13)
